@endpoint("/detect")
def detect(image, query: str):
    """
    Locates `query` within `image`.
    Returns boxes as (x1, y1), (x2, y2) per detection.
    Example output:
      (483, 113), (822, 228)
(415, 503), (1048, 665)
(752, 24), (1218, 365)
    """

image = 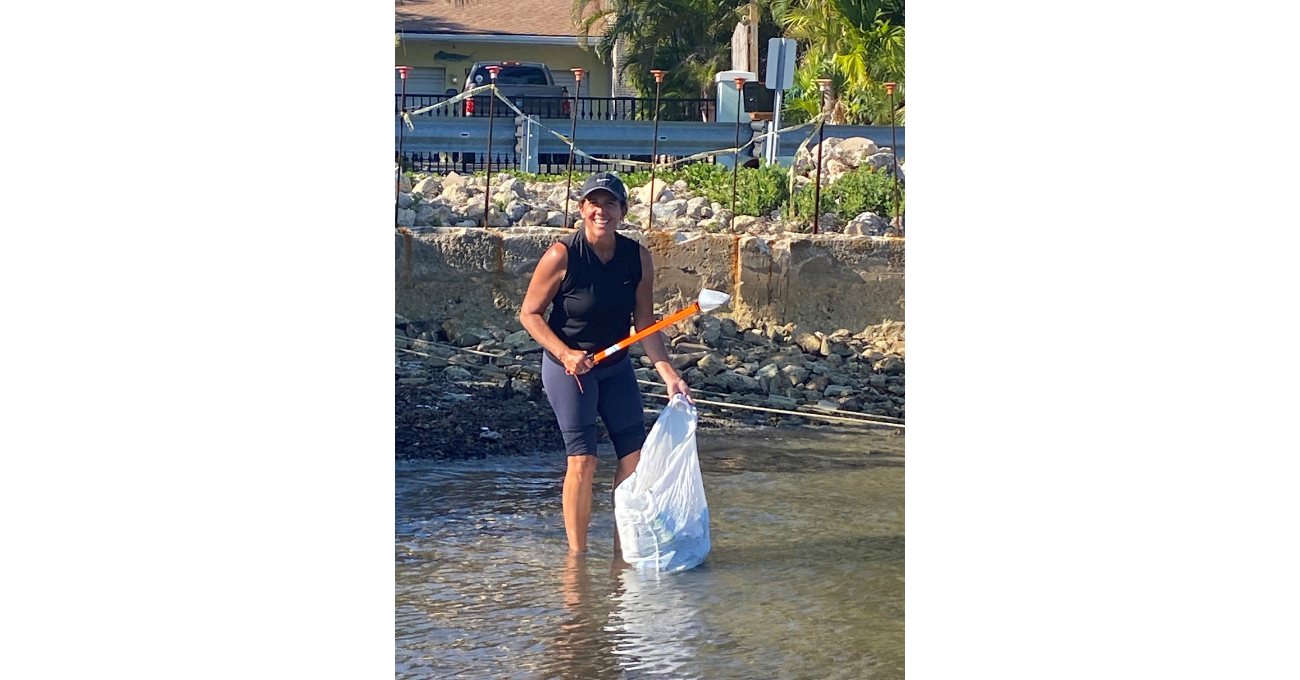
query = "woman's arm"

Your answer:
(635, 246), (692, 402)
(520, 243), (594, 375)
